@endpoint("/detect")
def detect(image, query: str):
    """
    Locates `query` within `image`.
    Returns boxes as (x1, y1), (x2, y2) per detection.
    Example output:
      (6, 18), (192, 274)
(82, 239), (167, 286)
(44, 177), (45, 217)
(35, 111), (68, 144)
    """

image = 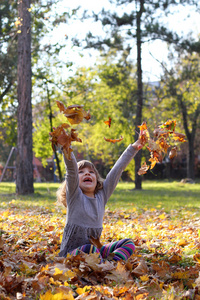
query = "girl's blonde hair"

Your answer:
(56, 160), (104, 208)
